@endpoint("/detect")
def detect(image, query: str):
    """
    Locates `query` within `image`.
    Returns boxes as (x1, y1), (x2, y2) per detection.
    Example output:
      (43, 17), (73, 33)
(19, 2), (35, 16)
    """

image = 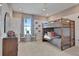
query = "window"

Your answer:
(24, 17), (32, 35)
